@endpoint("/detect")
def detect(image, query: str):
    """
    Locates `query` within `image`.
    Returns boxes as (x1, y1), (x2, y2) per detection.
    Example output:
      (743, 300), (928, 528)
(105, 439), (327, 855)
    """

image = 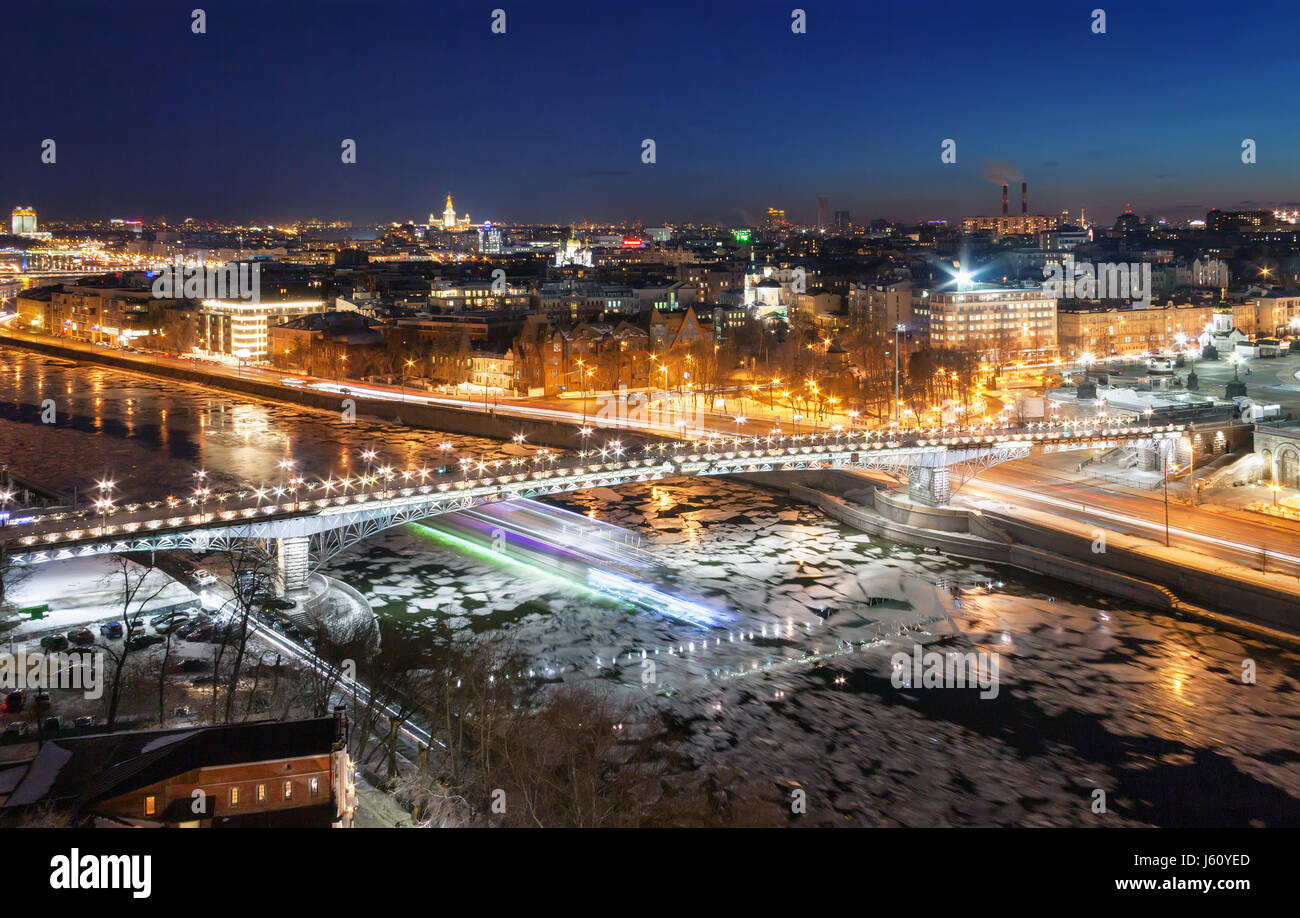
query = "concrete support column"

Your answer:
(278, 535), (311, 594)
(908, 466), (951, 507)
(1136, 445), (1159, 471)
